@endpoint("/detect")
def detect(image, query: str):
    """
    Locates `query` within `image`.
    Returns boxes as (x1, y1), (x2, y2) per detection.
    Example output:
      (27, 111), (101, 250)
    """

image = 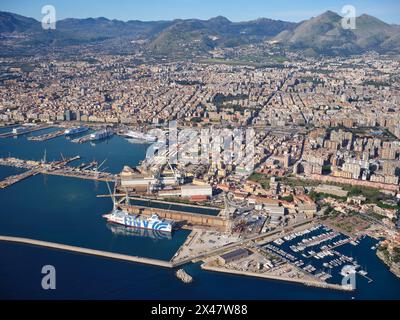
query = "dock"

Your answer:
(0, 125), (53, 138)
(0, 169), (39, 189)
(44, 168), (116, 182)
(71, 133), (93, 144)
(27, 129), (65, 142)
(0, 155), (115, 188)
